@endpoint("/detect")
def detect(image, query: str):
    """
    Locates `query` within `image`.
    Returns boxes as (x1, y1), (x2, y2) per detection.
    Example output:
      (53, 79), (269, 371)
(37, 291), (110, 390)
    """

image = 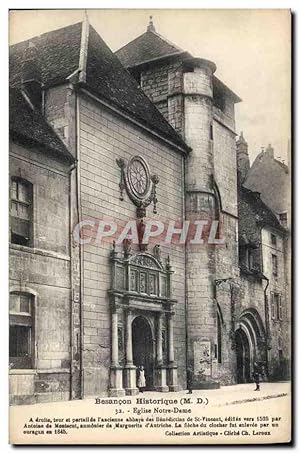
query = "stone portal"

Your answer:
(235, 308), (267, 383)
(108, 247), (179, 396)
